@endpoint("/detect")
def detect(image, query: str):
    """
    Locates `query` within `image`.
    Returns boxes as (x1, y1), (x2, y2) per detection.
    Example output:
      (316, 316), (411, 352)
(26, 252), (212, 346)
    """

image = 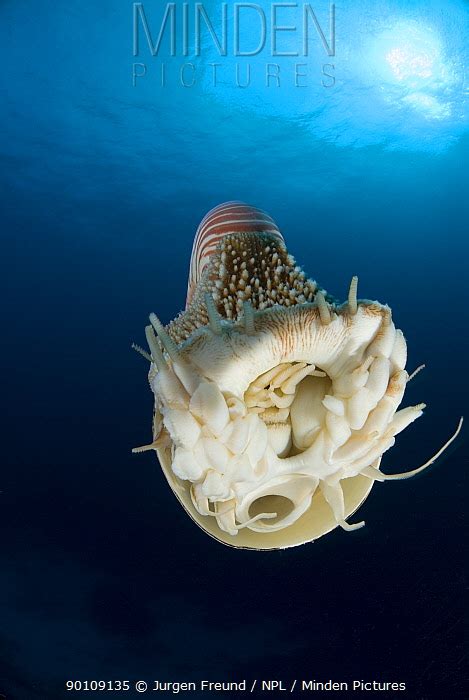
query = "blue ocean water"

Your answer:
(1, 0), (468, 698)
